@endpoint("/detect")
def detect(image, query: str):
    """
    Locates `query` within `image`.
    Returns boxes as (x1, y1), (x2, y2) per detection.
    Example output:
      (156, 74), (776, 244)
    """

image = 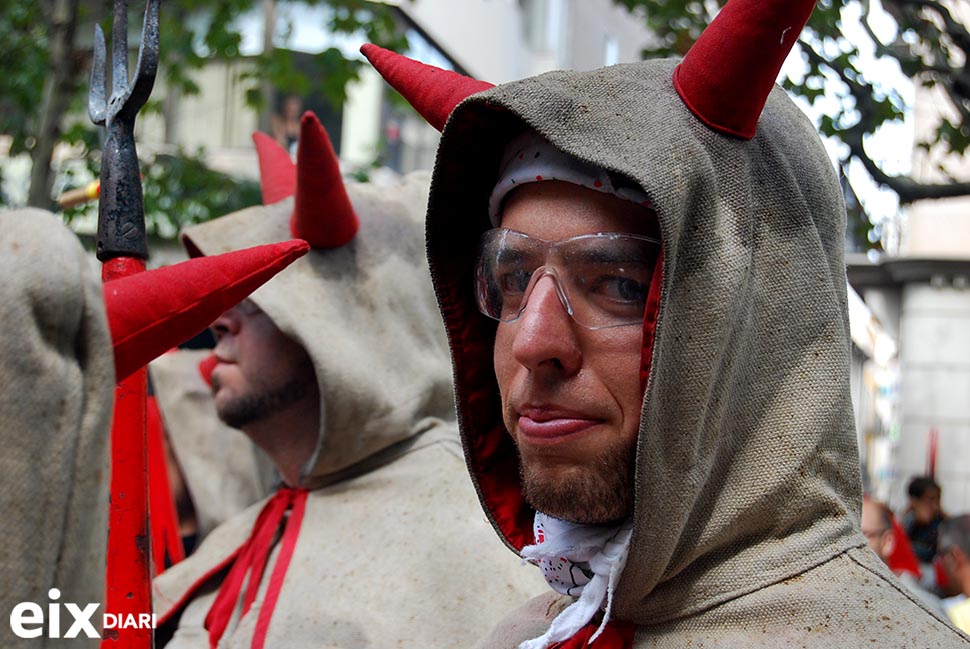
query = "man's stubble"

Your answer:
(518, 438), (636, 525)
(212, 374), (312, 430)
